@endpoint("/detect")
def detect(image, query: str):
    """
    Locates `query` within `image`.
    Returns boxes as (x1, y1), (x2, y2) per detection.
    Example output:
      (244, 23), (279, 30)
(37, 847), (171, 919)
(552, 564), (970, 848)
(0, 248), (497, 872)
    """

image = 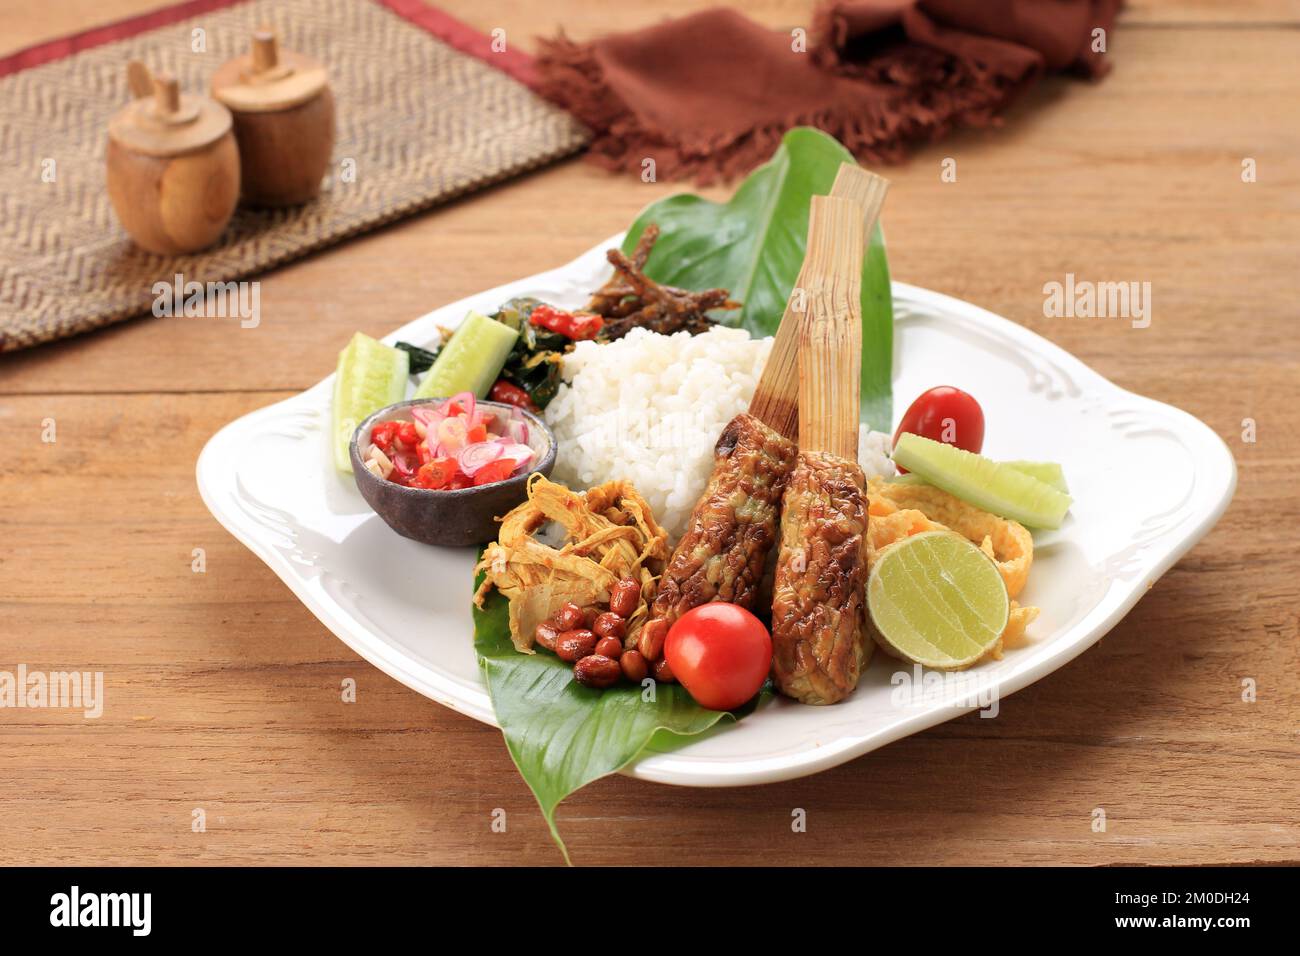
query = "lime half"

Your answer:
(867, 531), (1009, 670)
